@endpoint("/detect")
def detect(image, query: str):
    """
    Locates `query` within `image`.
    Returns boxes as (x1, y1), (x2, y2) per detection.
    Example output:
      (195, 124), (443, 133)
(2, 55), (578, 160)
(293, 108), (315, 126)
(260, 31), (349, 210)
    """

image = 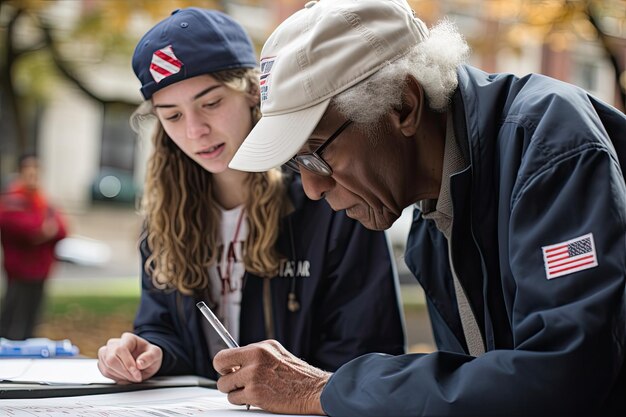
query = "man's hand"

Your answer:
(97, 332), (163, 383)
(214, 340), (330, 414)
